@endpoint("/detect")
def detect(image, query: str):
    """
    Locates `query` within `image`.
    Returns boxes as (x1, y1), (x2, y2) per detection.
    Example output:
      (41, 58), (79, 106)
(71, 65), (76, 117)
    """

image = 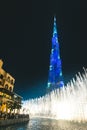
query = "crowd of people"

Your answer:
(0, 112), (29, 120)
